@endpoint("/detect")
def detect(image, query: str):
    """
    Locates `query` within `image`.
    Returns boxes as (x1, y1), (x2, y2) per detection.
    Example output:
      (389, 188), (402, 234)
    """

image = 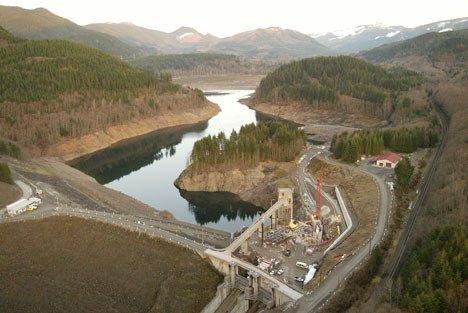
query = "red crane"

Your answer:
(316, 173), (323, 220)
